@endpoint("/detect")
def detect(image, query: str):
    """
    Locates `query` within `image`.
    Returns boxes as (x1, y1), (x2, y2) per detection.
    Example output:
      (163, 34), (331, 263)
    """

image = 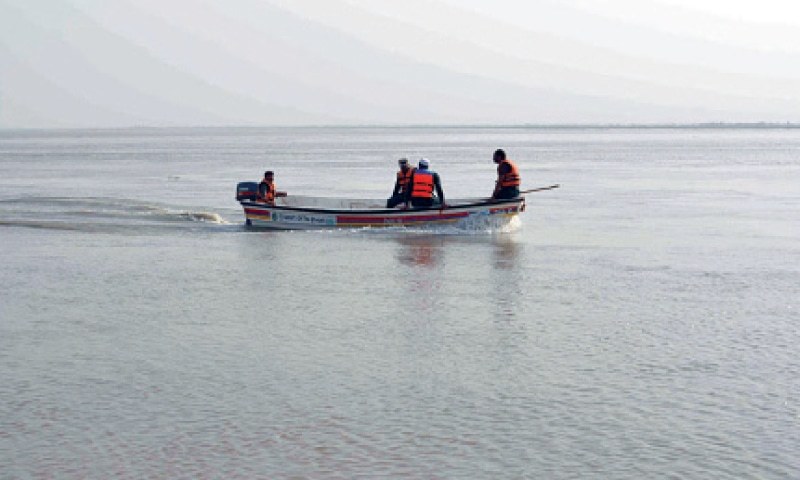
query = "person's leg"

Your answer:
(387, 194), (404, 208)
(495, 187), (520, 199)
